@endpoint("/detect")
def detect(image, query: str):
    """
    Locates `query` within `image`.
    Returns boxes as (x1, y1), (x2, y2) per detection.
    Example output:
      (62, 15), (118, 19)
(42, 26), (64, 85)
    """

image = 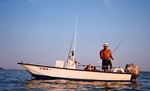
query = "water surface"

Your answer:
(0, 70), (149, 91)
